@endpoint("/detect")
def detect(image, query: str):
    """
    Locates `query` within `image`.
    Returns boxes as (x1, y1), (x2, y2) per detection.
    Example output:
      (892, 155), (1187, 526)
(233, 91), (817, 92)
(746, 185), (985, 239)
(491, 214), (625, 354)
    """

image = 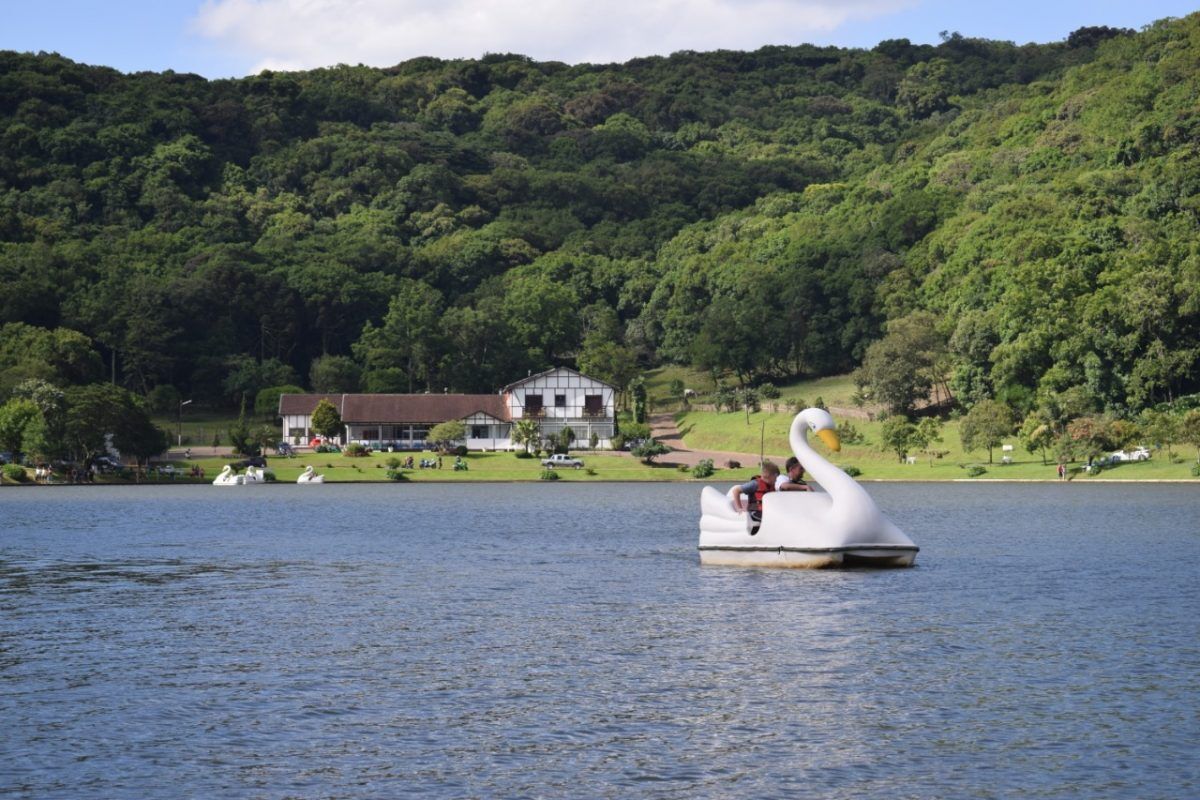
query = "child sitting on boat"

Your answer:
(731, 461), (781, 522)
